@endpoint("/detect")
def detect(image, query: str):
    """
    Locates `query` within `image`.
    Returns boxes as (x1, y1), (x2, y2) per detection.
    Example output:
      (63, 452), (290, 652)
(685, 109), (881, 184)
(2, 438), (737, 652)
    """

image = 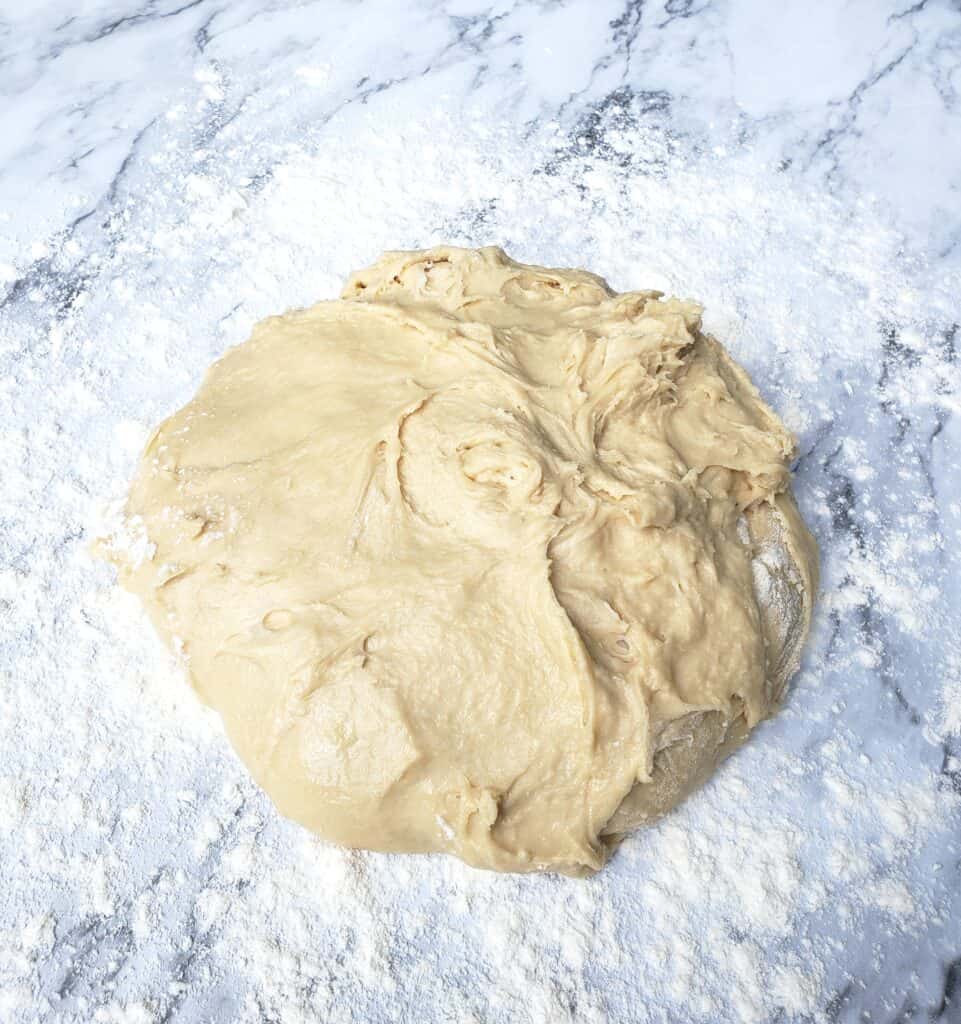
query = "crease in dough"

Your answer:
(102, 246), (818, 876)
